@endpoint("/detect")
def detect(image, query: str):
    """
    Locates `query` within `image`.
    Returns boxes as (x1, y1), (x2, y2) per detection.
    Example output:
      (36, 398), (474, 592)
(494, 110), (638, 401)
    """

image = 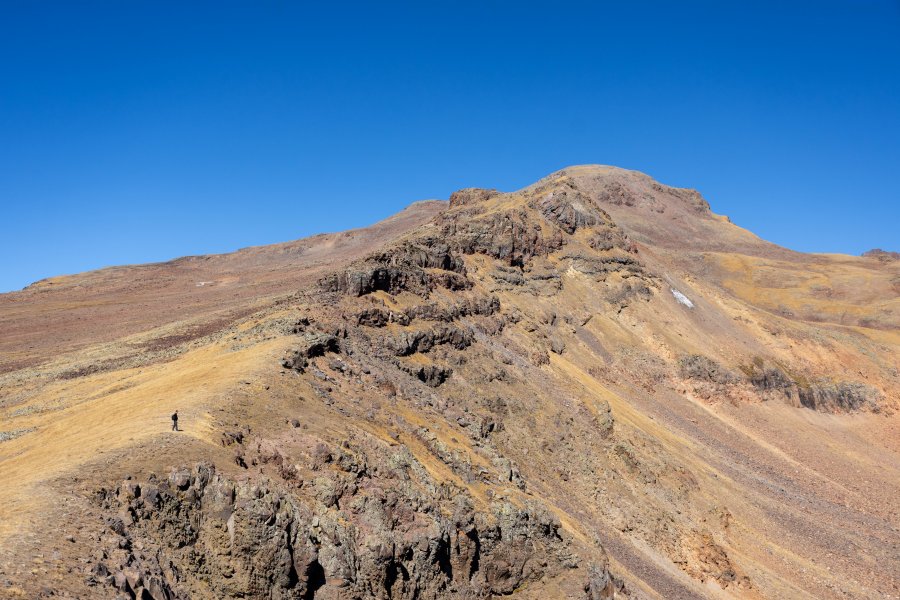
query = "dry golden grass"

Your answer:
(0, 337), (287, 542)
